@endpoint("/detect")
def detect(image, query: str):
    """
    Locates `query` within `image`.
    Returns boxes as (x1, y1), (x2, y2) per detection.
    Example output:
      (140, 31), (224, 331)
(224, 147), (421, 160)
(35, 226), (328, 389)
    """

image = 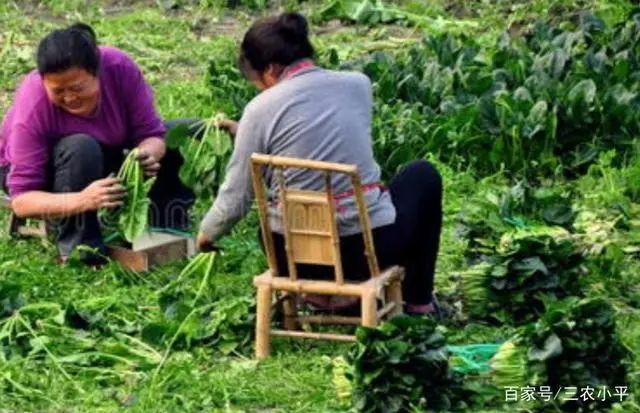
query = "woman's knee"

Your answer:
(403, 160), (443, 194)
(53, 134), (103, 165)
(52, 134), (104, 190)
(164, 118), (204, 139)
